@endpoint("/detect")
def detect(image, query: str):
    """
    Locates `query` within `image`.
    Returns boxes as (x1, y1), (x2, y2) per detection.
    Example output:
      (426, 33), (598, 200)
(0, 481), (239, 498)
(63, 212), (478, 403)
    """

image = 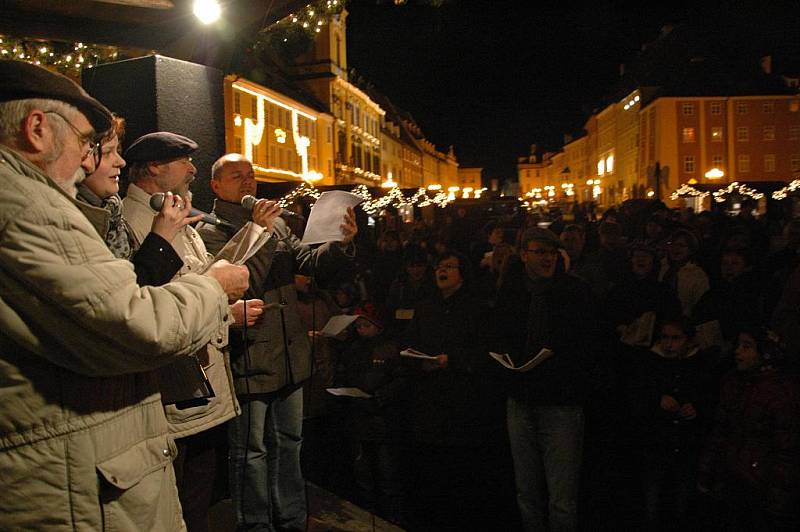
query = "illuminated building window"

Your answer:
(791, 154), (800, 172)
(736, 101), (748, 114)
(234, 92), (241, 114)
(710, 101), (722, 115)
(682, 127), (696, 143)
(764, 154), (776, 173)
(763, 101), (774, 114)
(763, 125), (775, 141)
(711, 127), (723, 142)
(790, 125), (800, 140)
(597, 159), (605, 176)
(712, 155), (724, 168)
(738, 154), (750, 173)
(234, 137), (242, 154)
(606, 154), (614, 173)
(737, 127), (749, 142)
(250, 98), (258, 121)
(684, 156), (695, 173)
(682, 103), (694, 116)
(252, 143), (259, 165)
